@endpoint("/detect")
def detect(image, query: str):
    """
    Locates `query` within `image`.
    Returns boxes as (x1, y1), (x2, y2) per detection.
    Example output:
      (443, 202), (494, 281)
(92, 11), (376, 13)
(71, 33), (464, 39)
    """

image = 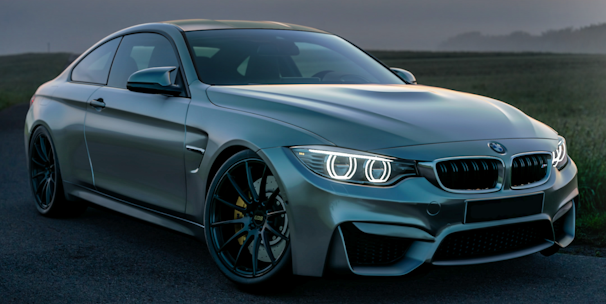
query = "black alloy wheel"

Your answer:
(30, 131), (57, 210)
(28, 127), (86, 217)
(205, 150), (291, 286)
